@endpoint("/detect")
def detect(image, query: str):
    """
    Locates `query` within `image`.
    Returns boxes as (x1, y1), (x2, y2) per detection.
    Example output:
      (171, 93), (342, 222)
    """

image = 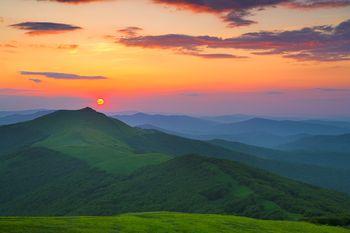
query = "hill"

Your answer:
(280, 134), (350, 153)
(115, 114), (350, 147)
(212, 118), (349, 136)
(209, 139), (350, 171)
(1, 148), (350, 219)
(1, 108), (349, 194)
(113, 112), (217, 134)
(0, 110), (54, 126)
(1, 108), (350, 219)
(0, 212), (349, 233)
